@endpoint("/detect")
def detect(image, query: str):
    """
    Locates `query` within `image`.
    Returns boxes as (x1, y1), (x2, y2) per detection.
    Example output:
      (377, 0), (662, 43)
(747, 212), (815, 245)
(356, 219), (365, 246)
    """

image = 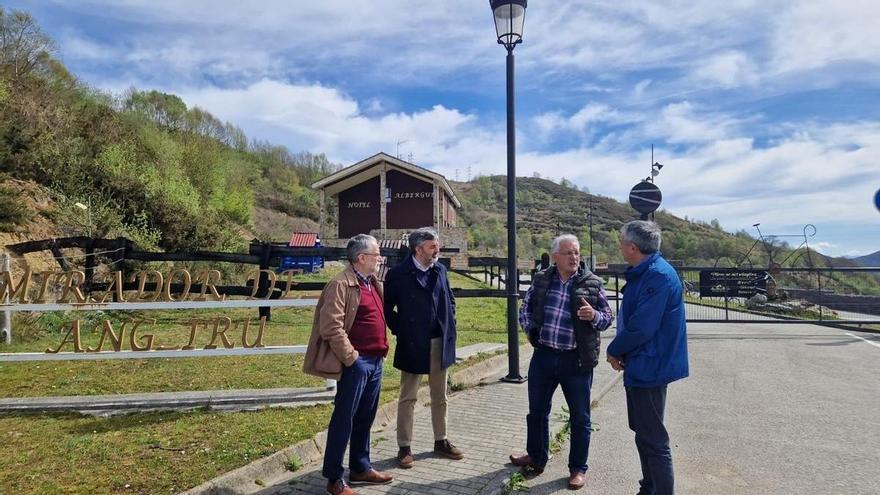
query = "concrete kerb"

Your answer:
(180, 345), (529, 495)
